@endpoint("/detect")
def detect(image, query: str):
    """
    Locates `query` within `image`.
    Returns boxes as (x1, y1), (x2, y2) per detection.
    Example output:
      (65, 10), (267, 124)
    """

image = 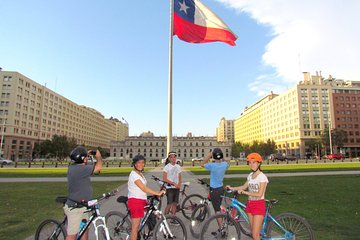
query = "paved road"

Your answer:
(21, 168), (360, 240)
(3, 170), (360, 183)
